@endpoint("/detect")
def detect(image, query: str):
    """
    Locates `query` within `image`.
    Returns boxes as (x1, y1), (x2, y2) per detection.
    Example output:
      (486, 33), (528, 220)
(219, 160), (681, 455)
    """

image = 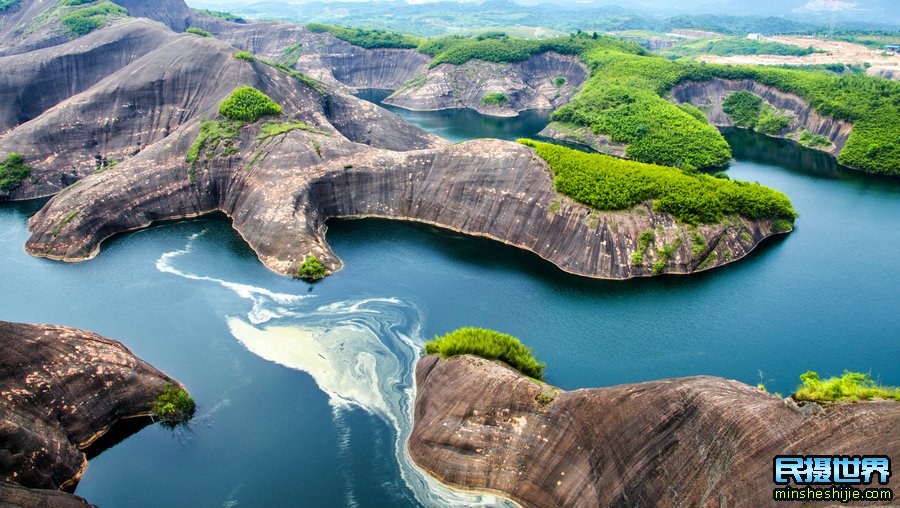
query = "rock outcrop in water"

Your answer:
(669, 78), (853, 156)
(2, 1), (783, 279)
(410, 355), (900, 507)
(0, 321), (185, 503)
